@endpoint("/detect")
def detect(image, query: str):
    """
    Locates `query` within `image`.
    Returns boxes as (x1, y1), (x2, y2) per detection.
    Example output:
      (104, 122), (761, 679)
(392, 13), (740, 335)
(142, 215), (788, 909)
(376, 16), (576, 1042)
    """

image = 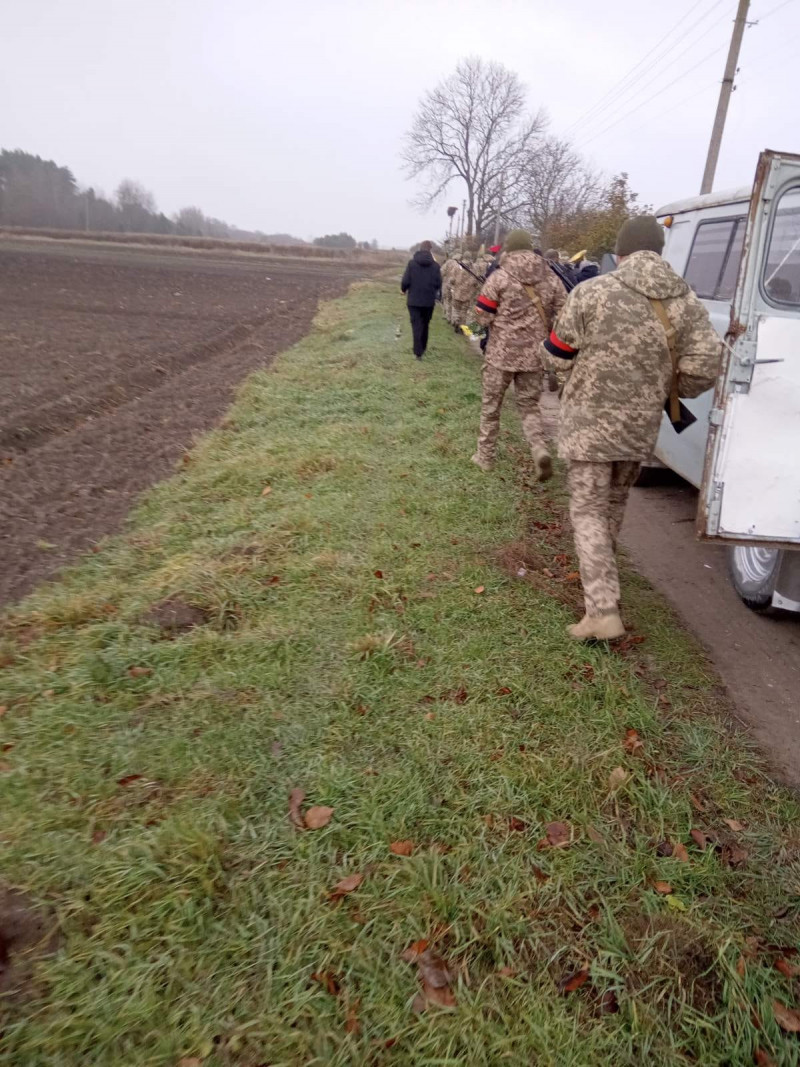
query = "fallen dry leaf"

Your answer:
(598, 989), (619, 1014)
(508, 816), (527, 832)
(424, 711), (436, 722)
(559, 967), (590, 994)
(653, 880), (673, 895)
(775, 957), (800, 978)
(330, 873), (364, 899)
(722, 843), (748, 869)
(0, 706), (7, 718)
(608, 766), (628, 792)
(773, 999), (800, 1033)
(311, 970), (341, 996)
(304, 805), (334, 830)
(91, 830), (107, 844)
(374, 570), (384, 579)
(673, 842), (689, 863)
(417, 949), (452, 990)
(623, 728), (644, 755)
(724, 818), (745, 832)
(496, 686), (512, 696)
(390, 840), (414, 857)
(497, 966), (516, 977)
(344, 998), (361, 1034)
(586, 825), (605, 844)
(754, 1050), (777, 1067)
(736, 955), (746, 977)
(545, 821), (571, 848)
(564, 571), (580, 582)
(288, 787), (306, 829)
(690, 828), (708, 850)
(127, 666), (152, 678)
(178, 1059), (204, 1067)
(411, 992), (427, 1014)
(117, 774), (143, 787)
(261, 485), (272, 496)
(532, 864), (549, 883)
(400, 939), (430, 963)
(474, 585), (485, 594)
(422, 980), (456, 1007)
